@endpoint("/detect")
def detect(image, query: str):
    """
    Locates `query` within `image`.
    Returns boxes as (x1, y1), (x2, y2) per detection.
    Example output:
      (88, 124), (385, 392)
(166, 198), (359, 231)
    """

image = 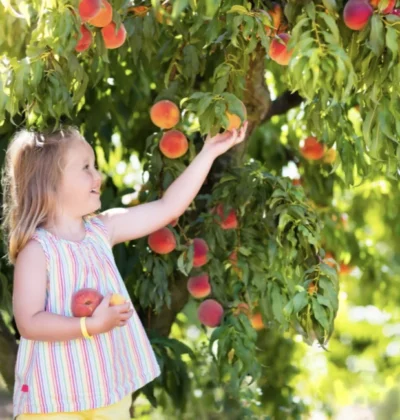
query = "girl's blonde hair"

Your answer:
(1, 126), (86, 265)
